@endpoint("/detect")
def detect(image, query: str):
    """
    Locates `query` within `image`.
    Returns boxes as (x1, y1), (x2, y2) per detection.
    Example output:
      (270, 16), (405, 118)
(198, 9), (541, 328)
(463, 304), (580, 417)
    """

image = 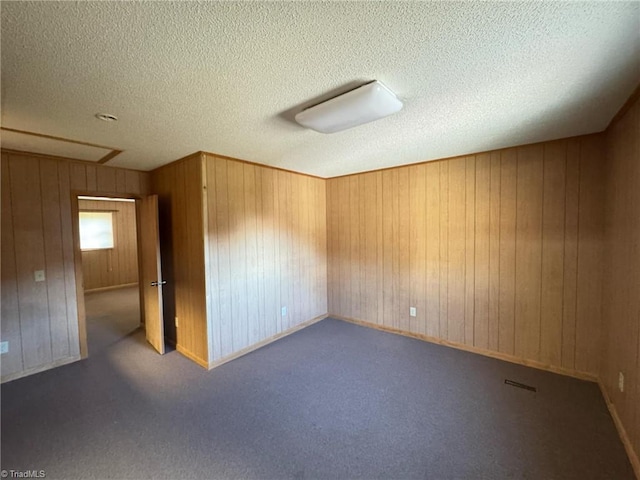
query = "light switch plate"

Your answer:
(34, 270), (45, 282)
(0, 341), (8, 355)
(281, 306), (287, 317)
(409, 307), (417, 317)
